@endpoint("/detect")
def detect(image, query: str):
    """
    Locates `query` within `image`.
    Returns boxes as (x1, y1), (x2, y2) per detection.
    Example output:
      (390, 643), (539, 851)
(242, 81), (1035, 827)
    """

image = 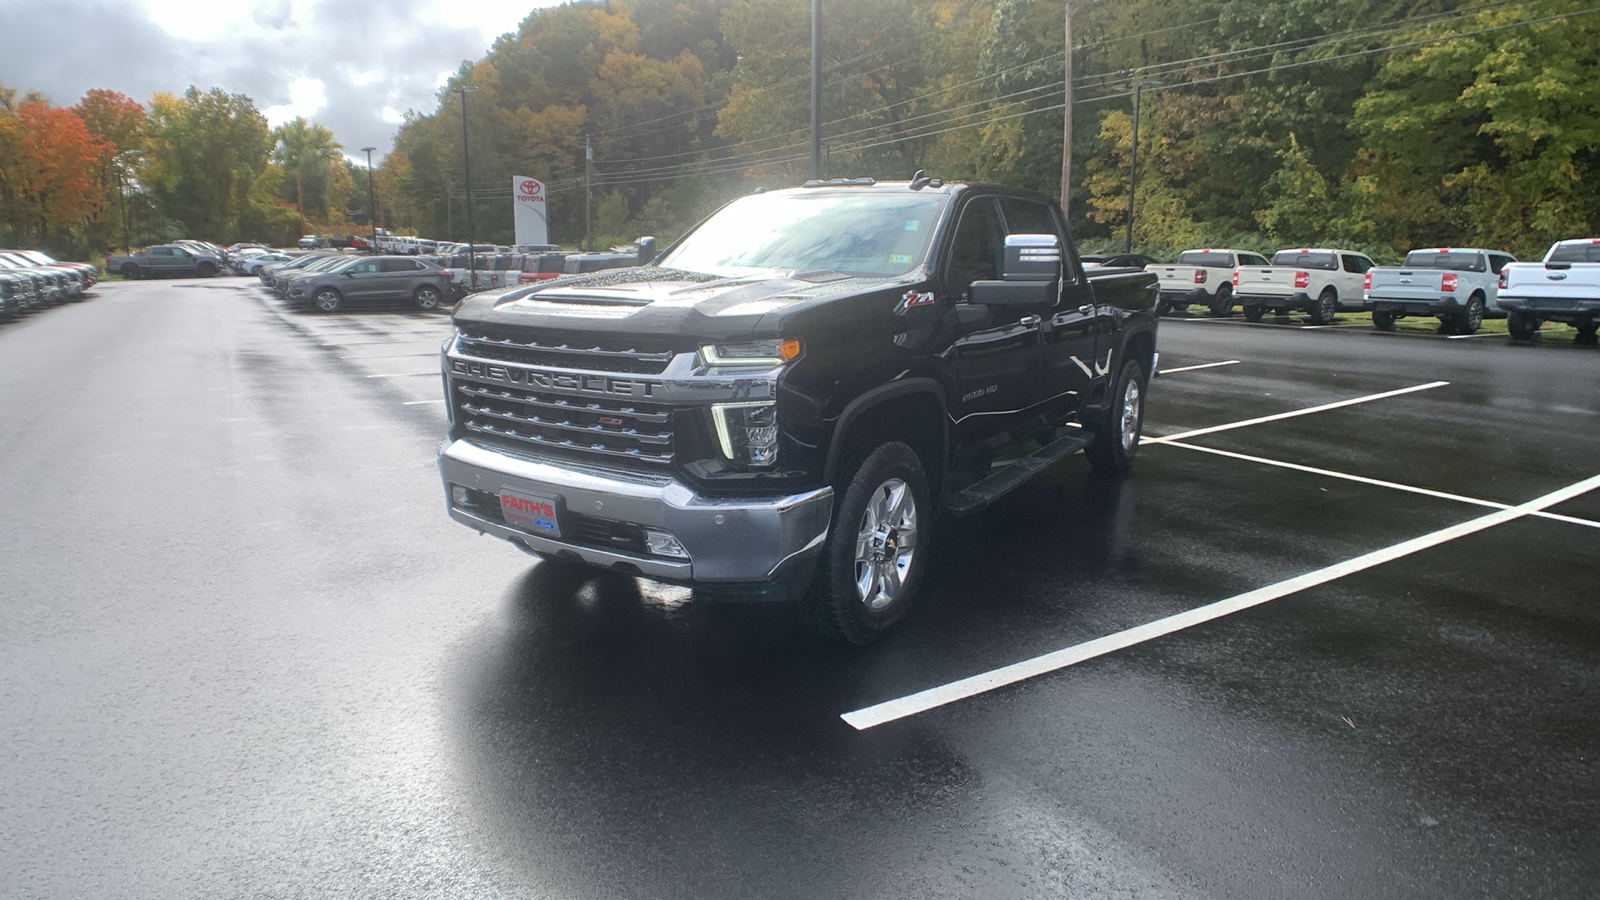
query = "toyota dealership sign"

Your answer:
(512, 176), (548, 246)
